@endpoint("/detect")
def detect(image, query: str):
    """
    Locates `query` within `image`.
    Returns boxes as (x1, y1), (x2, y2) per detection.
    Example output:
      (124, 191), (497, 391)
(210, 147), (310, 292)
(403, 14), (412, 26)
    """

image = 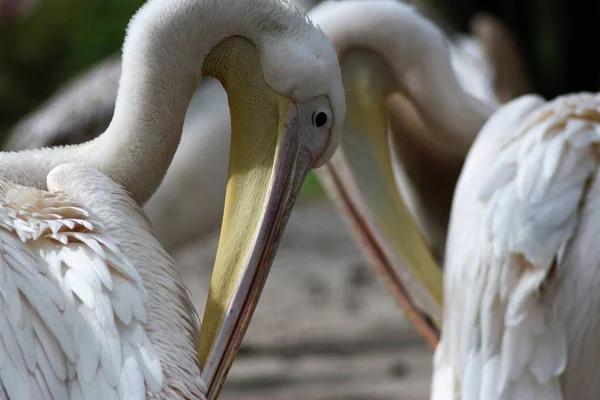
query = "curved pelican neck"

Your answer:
(1, 0), (326, 204)
(85, 1), (264, 204)
(311, 0), (494, 154)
